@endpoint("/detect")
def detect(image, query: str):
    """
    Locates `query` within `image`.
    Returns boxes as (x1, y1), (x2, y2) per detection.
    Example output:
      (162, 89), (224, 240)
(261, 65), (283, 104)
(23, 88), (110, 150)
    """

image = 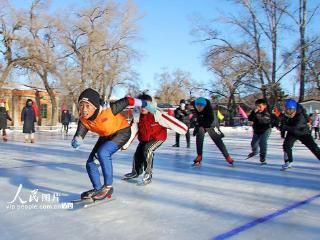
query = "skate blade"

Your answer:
(72, 196), (114, 209)
(137, 180), (151, 186)
(71, 198), (93, 203)
(280, 167), (291, 171)
(83, 196), (114, 208)
(191, 163), (201, 167)
(121, 178), (140, 184)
